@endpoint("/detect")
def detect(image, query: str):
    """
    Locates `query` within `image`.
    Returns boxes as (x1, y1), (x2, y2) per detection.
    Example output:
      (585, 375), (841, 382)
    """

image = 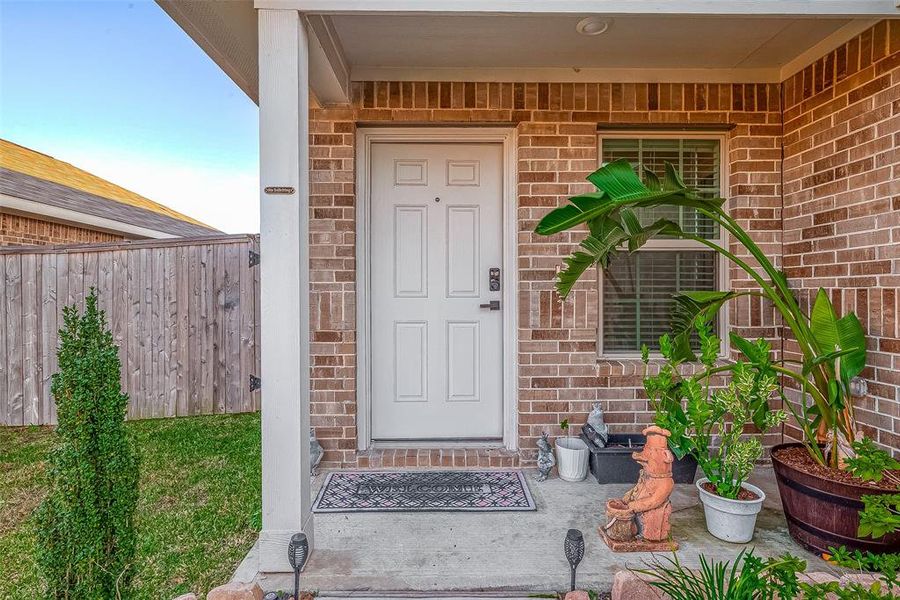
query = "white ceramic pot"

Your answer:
(555, 437), (590, 482)
(696, 478), (765, 543)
